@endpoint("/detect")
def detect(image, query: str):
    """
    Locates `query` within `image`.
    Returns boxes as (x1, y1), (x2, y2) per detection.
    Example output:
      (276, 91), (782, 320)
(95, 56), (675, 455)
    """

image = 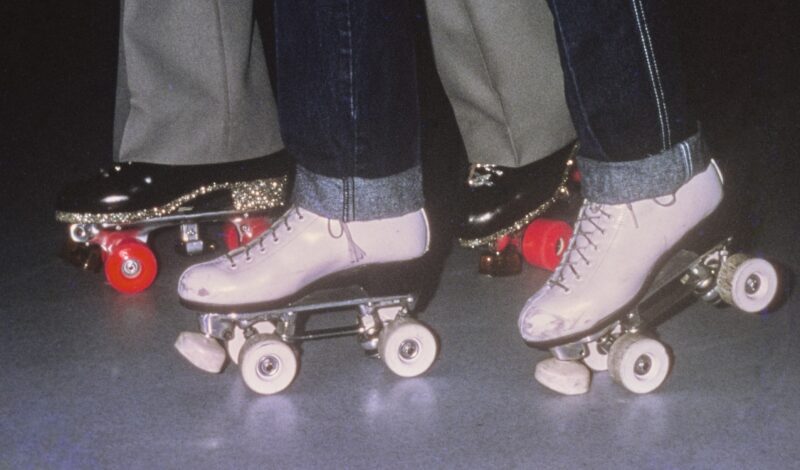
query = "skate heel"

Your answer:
(231, 176), (289, 212)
